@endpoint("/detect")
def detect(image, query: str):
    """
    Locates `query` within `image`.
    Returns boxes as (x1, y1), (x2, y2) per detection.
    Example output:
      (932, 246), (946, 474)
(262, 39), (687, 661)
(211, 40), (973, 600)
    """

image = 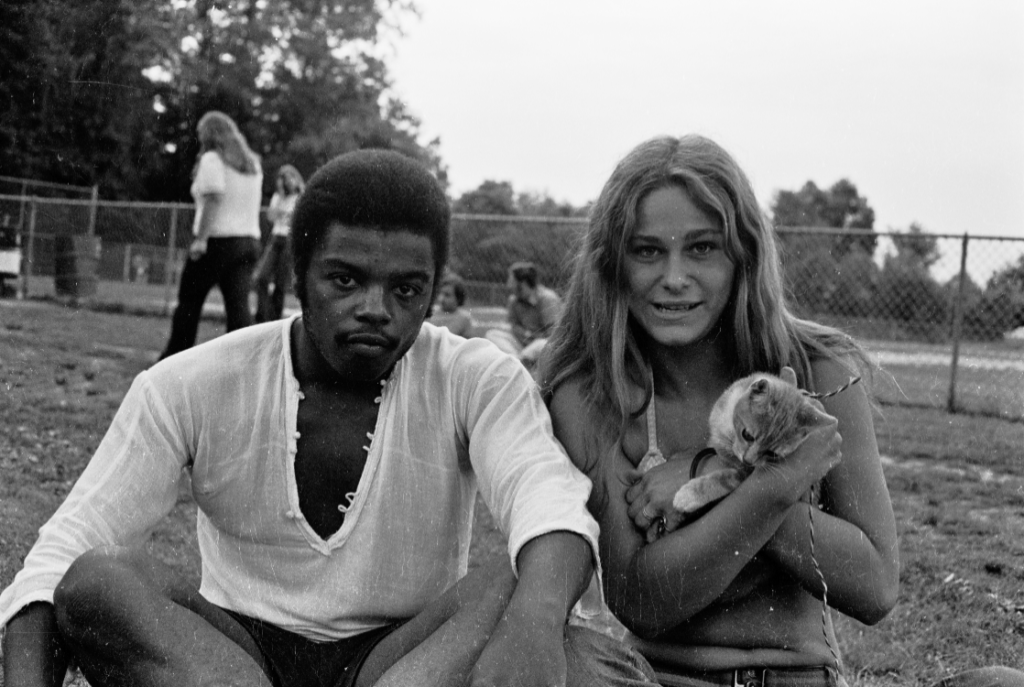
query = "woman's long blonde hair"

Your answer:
(541, 134), (869, 441)
(277, 164), (305, 195)
(196, 111), (260, 175)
